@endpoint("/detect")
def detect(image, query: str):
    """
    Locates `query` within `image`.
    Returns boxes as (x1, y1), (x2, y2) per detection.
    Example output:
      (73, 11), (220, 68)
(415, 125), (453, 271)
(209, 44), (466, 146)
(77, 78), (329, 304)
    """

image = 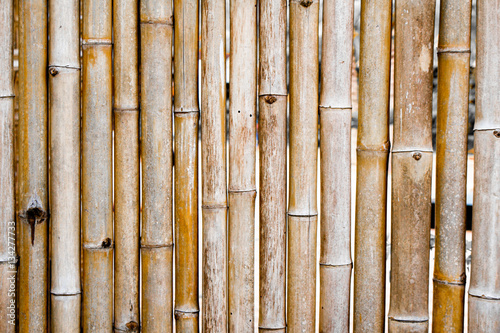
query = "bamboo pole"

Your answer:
(173, 0), (200, 329)
(0, 1), (16, 332)
(319, 0), (353, 332)
(288, 0), (319, 331)
(18, 0), (48, 330)
(432, 0), (471, 331)
(468, 1), (500, 331)
(353, 0), (391, 331)
(201, 0), (227, 329)
(48, 0), (81, 331)
(81, 0), (113, 330)
(388, 0), (435, 331)
(228, 0), (257, 330)
(258, 0), (287, 330)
